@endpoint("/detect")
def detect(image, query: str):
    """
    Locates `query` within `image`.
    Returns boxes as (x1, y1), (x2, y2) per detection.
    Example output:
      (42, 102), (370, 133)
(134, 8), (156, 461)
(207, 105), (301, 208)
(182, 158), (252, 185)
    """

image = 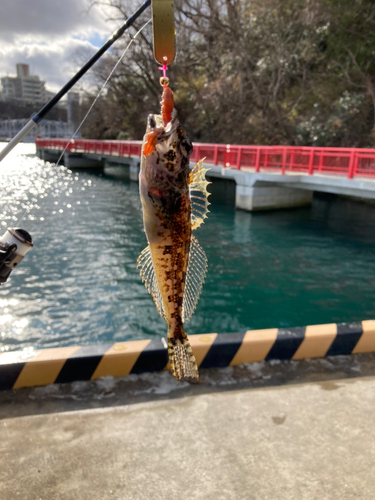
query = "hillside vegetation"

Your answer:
(82, 0), (375, 147)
